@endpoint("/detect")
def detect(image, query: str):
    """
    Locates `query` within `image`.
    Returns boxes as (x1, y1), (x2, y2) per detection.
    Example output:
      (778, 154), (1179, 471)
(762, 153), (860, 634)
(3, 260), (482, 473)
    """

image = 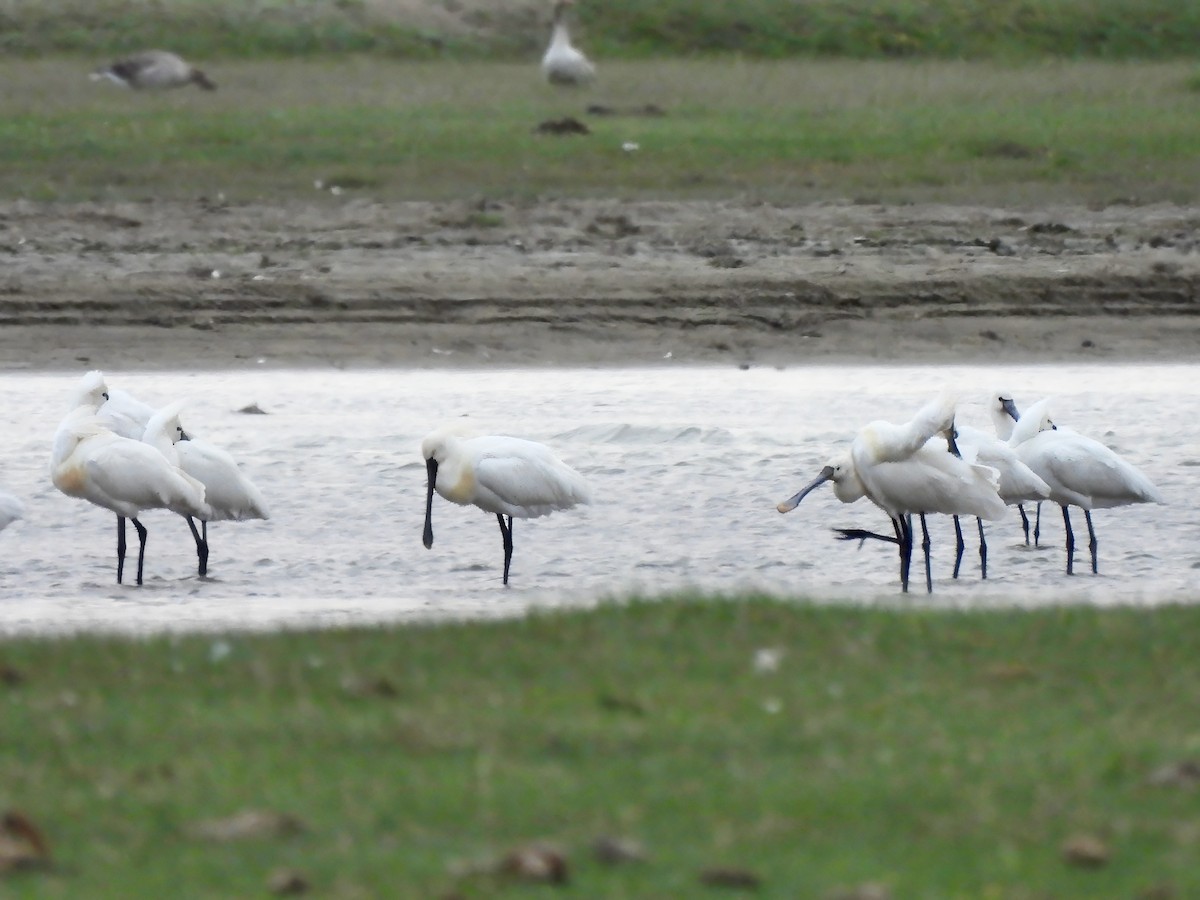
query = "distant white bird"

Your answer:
(51, 406), (208, 585)
(421, 426), (591, 585)
(541, 0), (595, 86)
(1006, 398), (1163, 575)
(90, 50), (216, 91)
(143, 401), (269, 577)
(70, 370), (156, 440)
(0, 490), (23, 533)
